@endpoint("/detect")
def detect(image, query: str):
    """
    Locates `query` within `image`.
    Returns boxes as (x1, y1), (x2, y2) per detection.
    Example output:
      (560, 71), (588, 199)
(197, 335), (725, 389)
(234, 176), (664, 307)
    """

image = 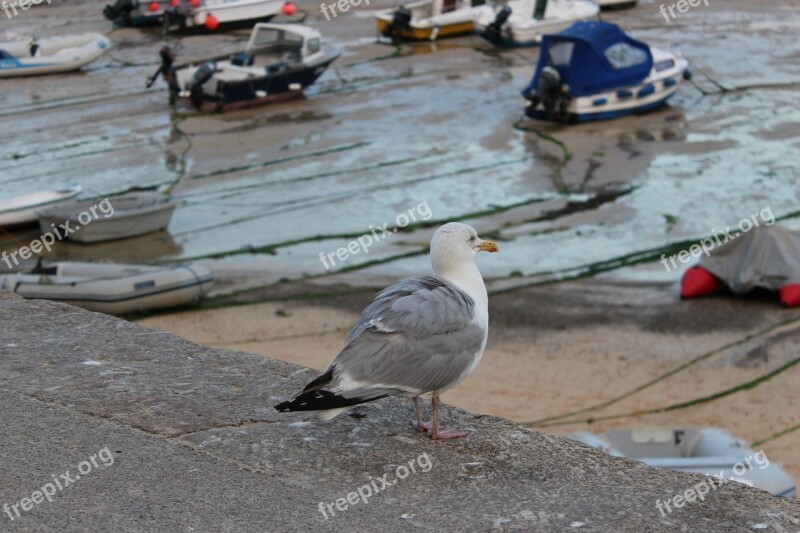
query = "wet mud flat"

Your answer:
(1, 0), (798, 290)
